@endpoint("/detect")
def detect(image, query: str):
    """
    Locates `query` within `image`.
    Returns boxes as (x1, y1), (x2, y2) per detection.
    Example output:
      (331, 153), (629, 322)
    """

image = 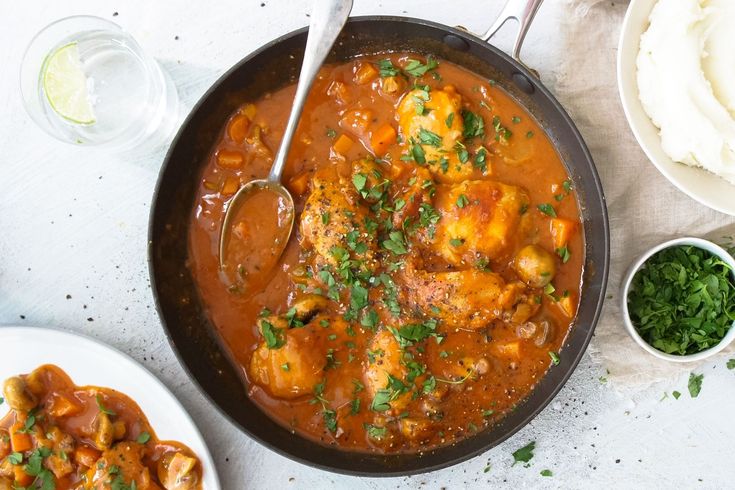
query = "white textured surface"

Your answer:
(1, 1), (735, 488)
